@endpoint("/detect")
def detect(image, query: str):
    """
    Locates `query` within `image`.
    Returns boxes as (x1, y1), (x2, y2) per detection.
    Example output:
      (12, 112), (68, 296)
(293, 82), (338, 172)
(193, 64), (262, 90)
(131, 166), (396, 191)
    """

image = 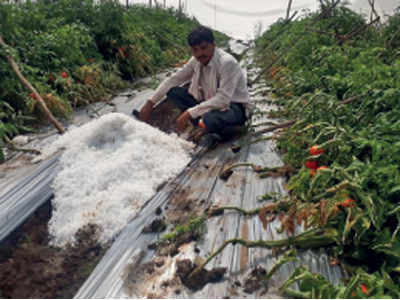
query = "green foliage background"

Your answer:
(255, 2), (400, 298)
(0, 0), (229, 160)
